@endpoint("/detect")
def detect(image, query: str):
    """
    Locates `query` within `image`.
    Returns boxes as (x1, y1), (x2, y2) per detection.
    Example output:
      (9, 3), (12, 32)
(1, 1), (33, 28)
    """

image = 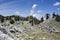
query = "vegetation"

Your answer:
(15, 16), (20, 21)
(0, 15), (4, 23)
(6, 16), (11, 20)
(10, 20), (15, 24)
(52, 12), (60, 22)
(0, 18), (4, 23)
(52, 12), (56, 18)
(55, 14), (60, 22)
(40, 17), (44, 22)
(46, 13), (50, 19)
(0, 12), (60, 24)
